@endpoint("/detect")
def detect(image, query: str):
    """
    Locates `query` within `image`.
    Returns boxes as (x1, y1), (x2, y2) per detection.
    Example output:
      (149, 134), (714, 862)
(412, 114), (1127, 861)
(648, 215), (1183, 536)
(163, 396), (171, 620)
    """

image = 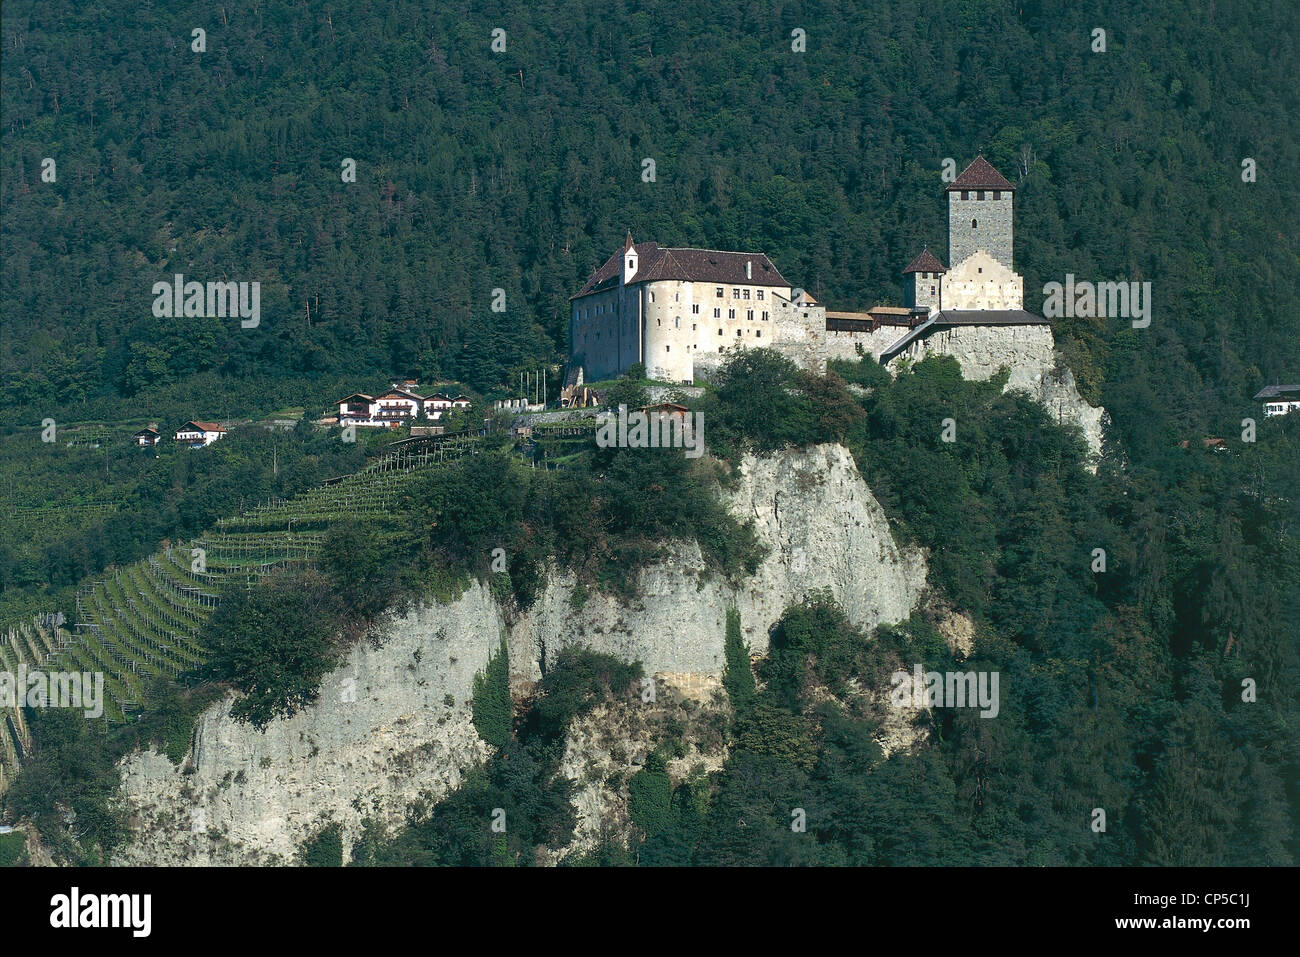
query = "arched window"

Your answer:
(972, 218), (978, 229)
